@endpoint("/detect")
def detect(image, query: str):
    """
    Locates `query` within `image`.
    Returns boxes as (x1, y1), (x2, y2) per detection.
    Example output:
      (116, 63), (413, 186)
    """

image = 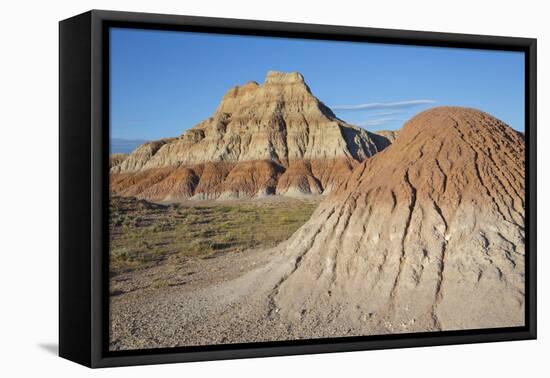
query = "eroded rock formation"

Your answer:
(111, 71), (392, 200)
(257, 107), (525, 333)
(375, 130), (399, 144)
(109, 153), (128, 169)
